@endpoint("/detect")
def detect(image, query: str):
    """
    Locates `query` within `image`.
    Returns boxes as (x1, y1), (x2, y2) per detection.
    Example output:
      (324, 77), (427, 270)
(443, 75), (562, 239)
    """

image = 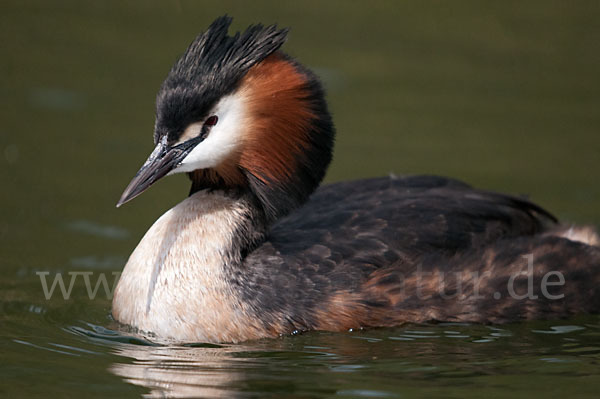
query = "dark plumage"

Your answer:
(236, 176), (600, 332)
